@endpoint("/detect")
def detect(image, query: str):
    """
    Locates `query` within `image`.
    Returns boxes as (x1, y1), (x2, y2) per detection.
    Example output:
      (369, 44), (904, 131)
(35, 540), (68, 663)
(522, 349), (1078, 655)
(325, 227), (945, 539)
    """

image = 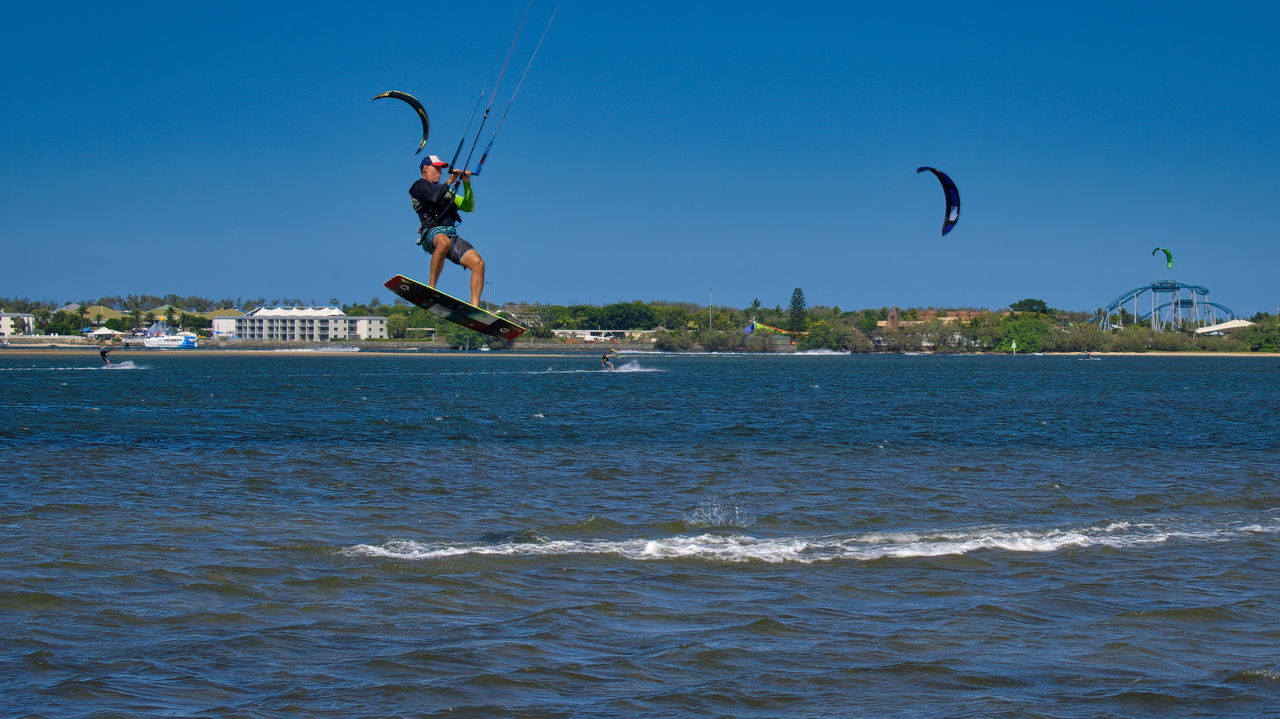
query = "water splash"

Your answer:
(685, 495), (754, 528)
(516, 362), (664, 375)
(615, 361), (660, 372)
